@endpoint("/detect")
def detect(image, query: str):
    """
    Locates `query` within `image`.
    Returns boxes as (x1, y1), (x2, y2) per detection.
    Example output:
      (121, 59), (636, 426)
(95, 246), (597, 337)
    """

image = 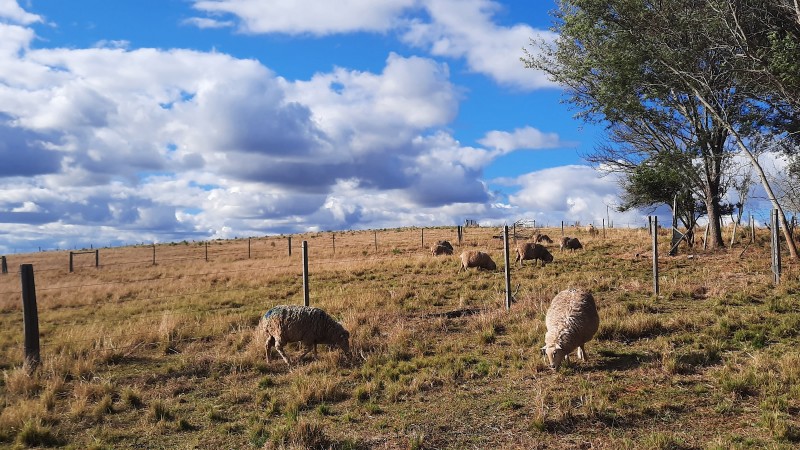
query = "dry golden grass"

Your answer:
(0, 225), (799, 448)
